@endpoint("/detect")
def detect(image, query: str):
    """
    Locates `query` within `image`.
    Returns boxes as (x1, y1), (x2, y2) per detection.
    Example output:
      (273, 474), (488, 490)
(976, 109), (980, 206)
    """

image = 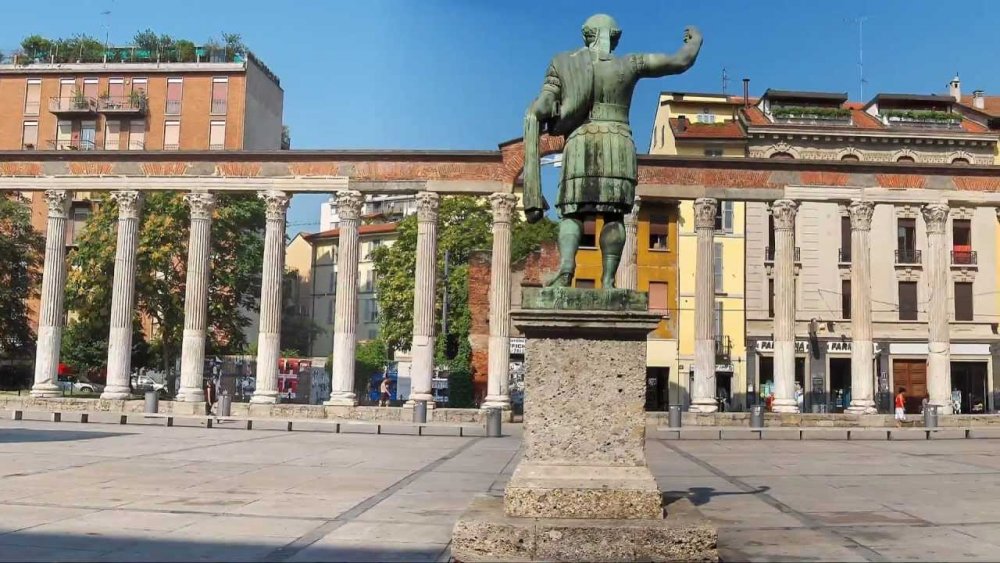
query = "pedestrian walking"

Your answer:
(204, 377), (217, 416)
(379, 377), (391, 407)
(895, 387), (907, 427)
